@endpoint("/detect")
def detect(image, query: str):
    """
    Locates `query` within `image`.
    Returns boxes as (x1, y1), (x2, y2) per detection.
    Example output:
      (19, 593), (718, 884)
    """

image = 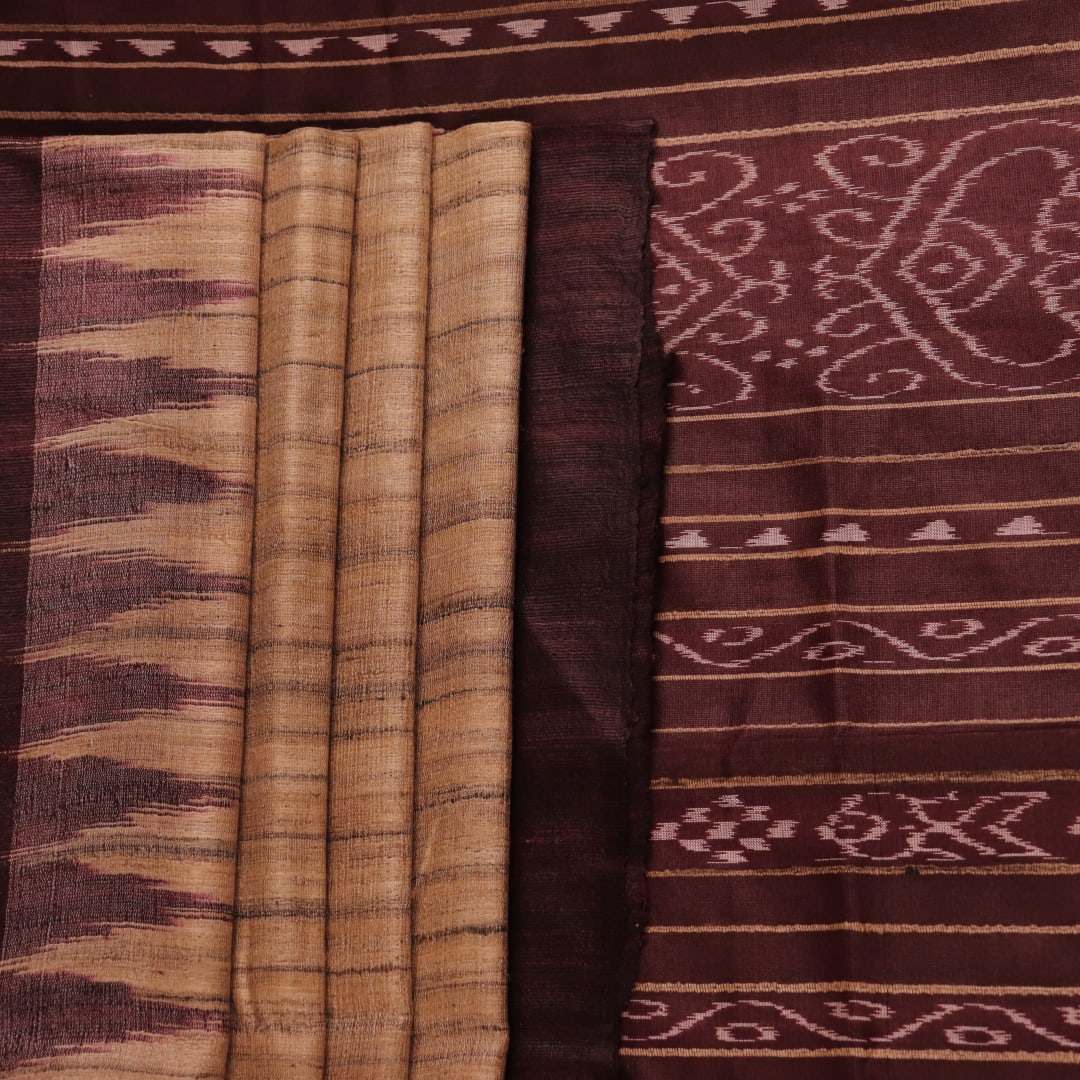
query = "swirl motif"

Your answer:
(623, 997), (1080, 1050)
(655, 613), (1080, 671)
(814, 121), (1080, 396)
(652, 119), (1080, 410)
